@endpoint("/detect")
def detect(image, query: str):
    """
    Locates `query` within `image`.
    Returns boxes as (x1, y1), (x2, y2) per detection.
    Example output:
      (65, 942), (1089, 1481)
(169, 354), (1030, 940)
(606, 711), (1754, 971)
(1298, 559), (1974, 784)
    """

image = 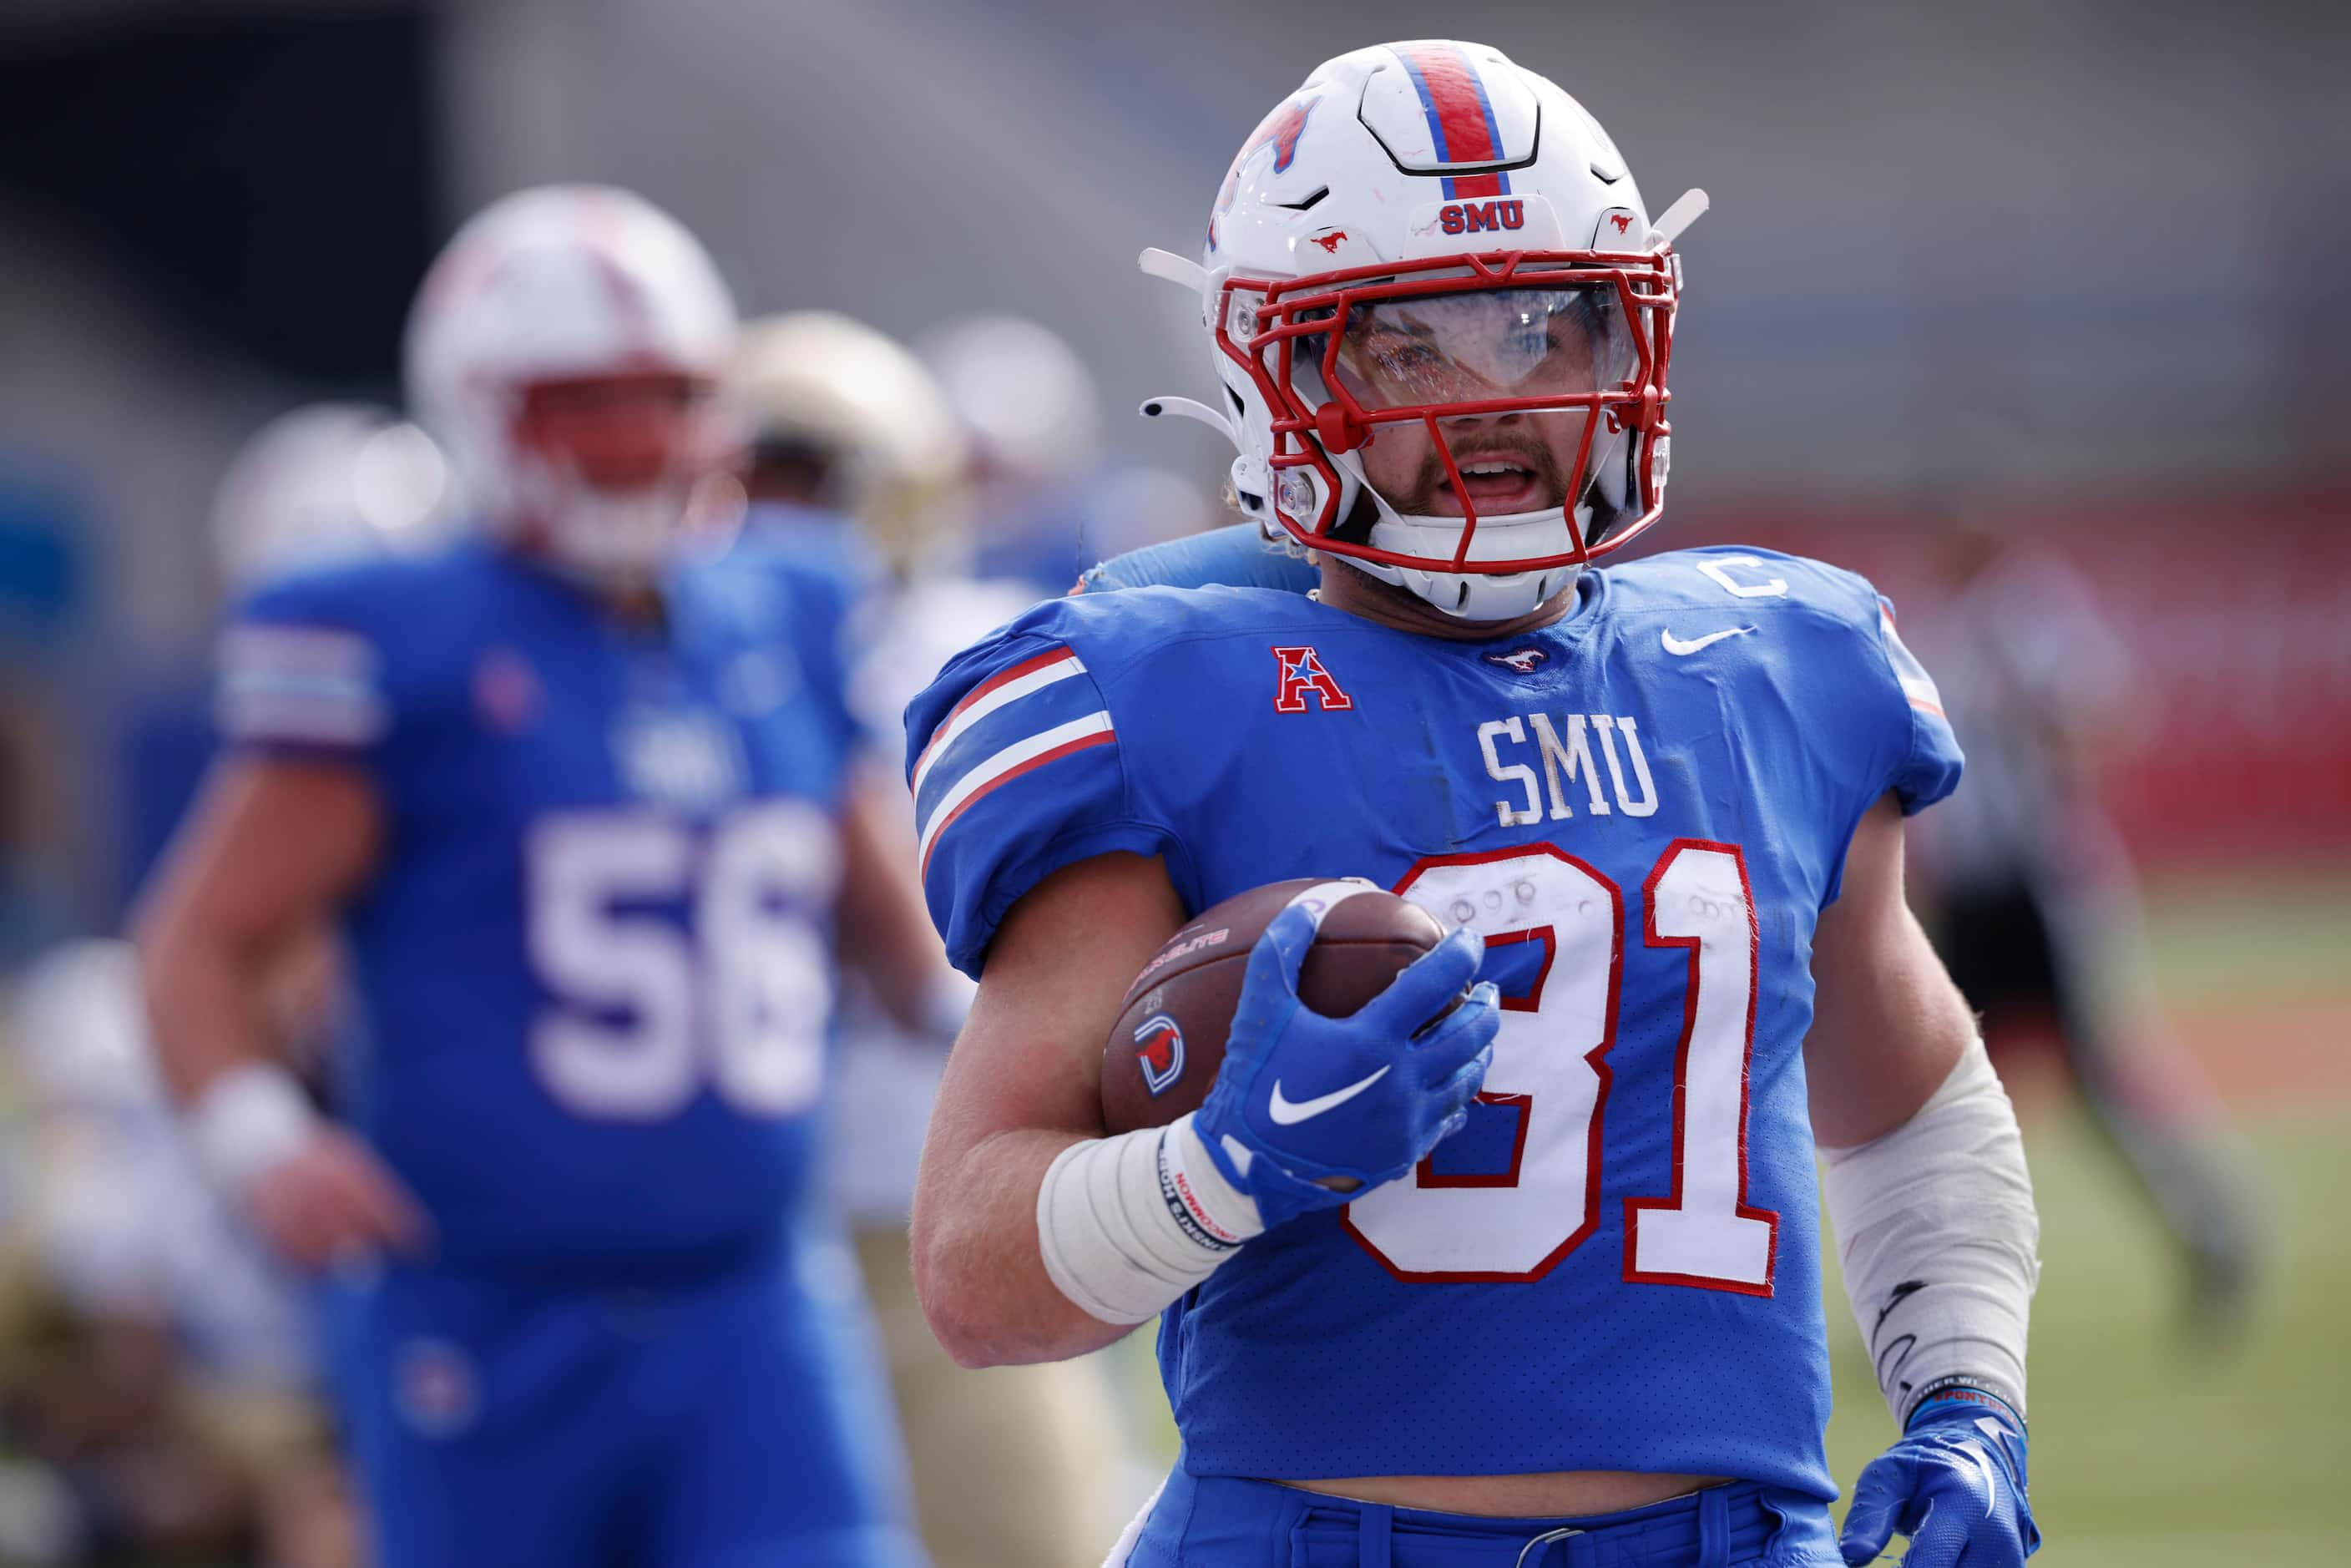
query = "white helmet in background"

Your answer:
(210, 403), (455, 589)
(1142, 40), (1702, 620)
(920, 315), (1100, 487)
(403, 185), (740, 582)
(731, 311), (968, 574)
